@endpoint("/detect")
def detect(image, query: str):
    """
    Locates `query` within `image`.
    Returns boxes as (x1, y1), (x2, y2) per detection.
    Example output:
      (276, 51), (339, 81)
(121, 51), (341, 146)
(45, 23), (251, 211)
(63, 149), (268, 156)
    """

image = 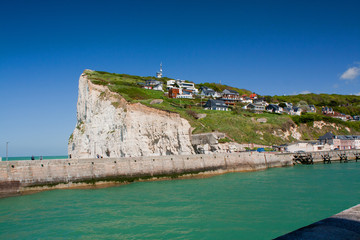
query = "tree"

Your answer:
(279, 102), (287, 108)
